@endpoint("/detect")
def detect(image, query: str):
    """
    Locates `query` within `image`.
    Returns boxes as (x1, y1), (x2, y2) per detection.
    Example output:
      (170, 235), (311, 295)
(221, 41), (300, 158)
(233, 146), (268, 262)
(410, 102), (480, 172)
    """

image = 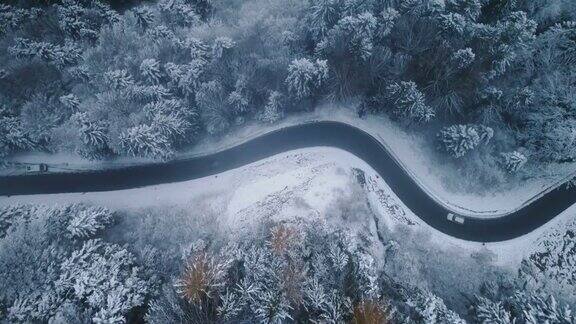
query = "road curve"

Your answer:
(0, 121), (573, 242)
